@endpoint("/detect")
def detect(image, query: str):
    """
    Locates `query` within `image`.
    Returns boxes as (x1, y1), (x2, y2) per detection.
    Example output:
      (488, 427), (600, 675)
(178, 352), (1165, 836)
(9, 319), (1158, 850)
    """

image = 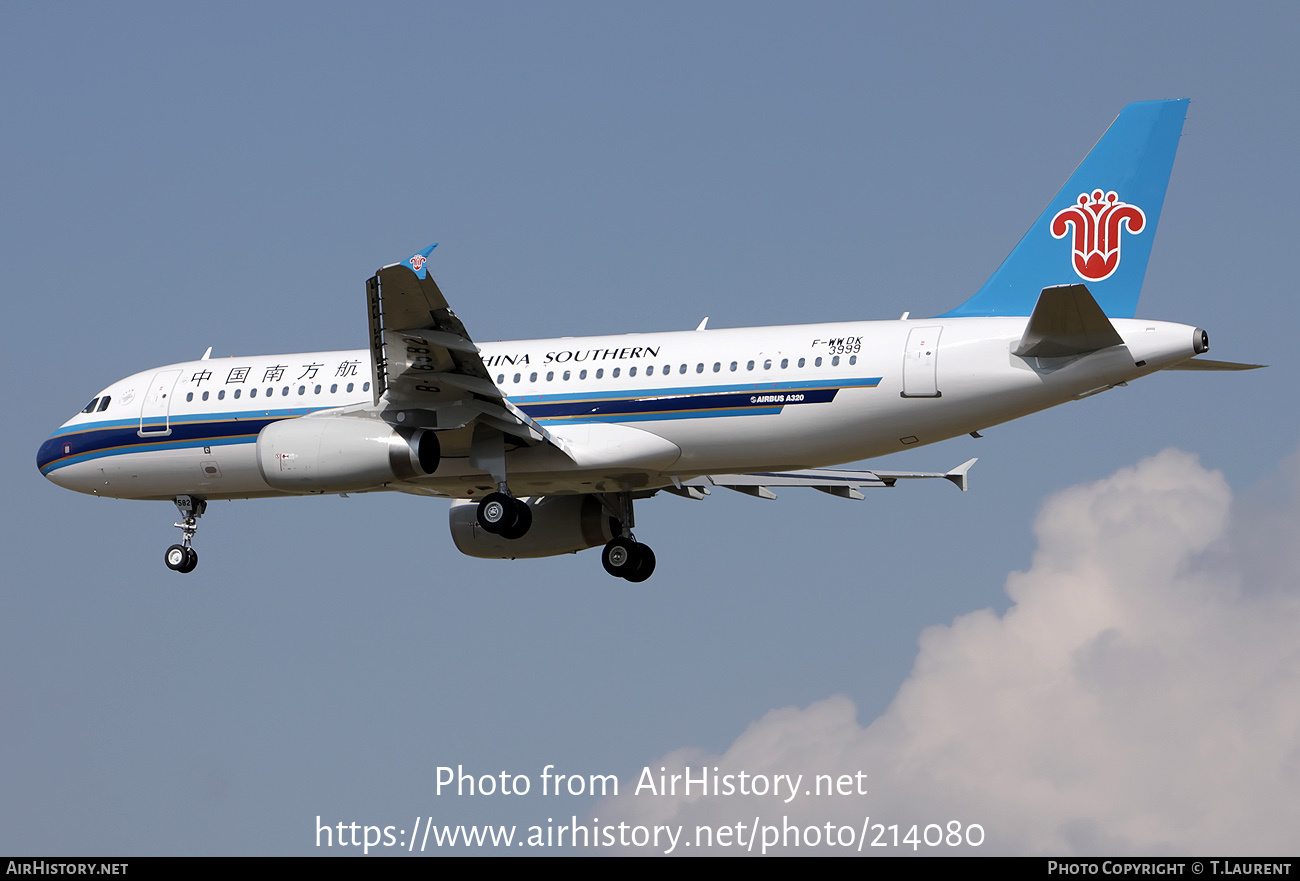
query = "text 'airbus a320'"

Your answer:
(38, 99), (1259, 581)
